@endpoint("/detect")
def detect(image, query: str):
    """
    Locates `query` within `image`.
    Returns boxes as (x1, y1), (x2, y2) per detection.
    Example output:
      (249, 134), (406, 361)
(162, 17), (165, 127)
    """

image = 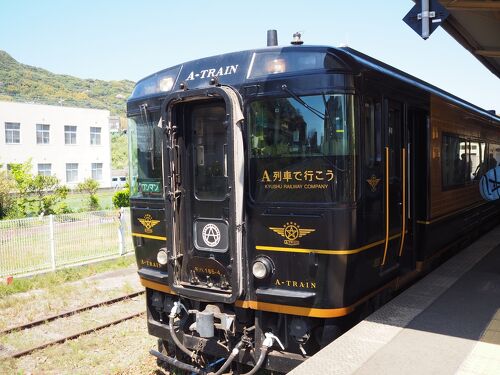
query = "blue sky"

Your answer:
(0, 0), (498, 112)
